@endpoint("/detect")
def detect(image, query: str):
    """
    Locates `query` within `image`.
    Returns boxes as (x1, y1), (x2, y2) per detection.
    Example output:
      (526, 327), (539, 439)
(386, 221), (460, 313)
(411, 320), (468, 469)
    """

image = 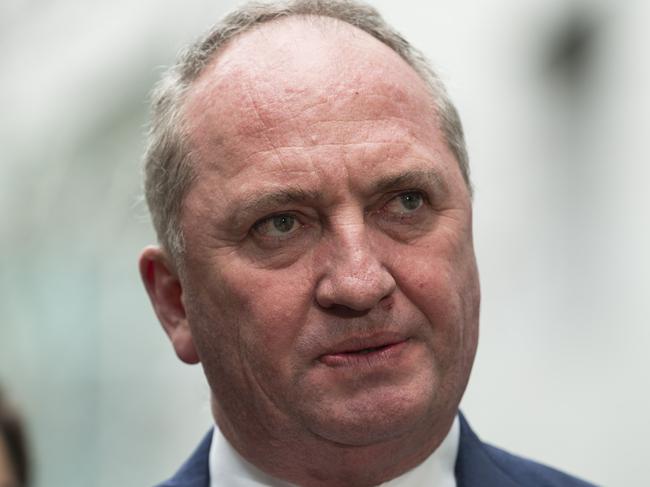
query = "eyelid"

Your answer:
(253, 211), (295, 229)
(385, 189), (428, 206)
(251, 211), (306, 242)
(375, 190), (428, 220)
